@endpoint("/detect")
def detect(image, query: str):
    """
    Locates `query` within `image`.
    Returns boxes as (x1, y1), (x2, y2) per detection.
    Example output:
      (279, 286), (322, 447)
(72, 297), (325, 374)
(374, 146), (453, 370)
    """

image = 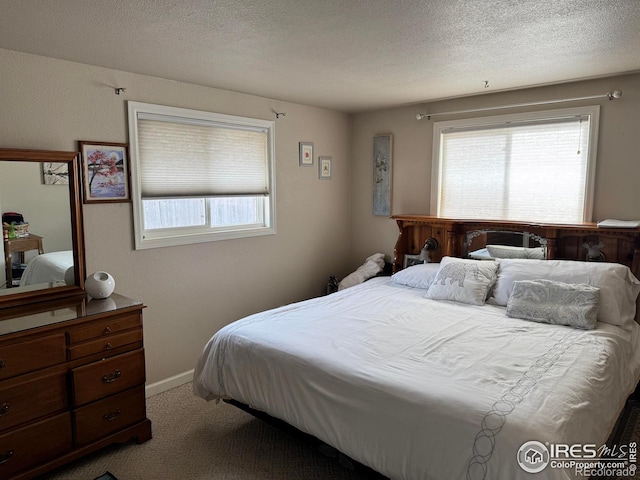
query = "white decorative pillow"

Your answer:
(425, 257), (498, 305)
(506, 279), (599, 329)
(391, 263), (440, 289)
(491, 259), (640, 331)
(486, 245), (545, 260)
